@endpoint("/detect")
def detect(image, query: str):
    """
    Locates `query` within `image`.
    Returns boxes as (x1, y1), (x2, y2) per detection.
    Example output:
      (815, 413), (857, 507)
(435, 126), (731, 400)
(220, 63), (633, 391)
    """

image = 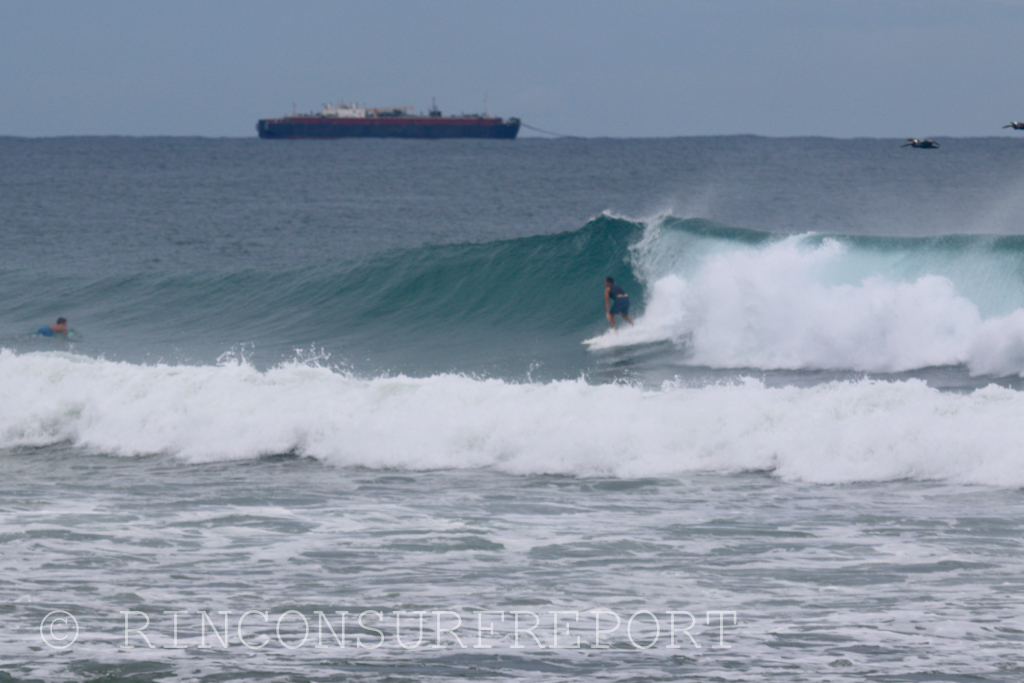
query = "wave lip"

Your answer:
(3, 349), (1024, 487)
